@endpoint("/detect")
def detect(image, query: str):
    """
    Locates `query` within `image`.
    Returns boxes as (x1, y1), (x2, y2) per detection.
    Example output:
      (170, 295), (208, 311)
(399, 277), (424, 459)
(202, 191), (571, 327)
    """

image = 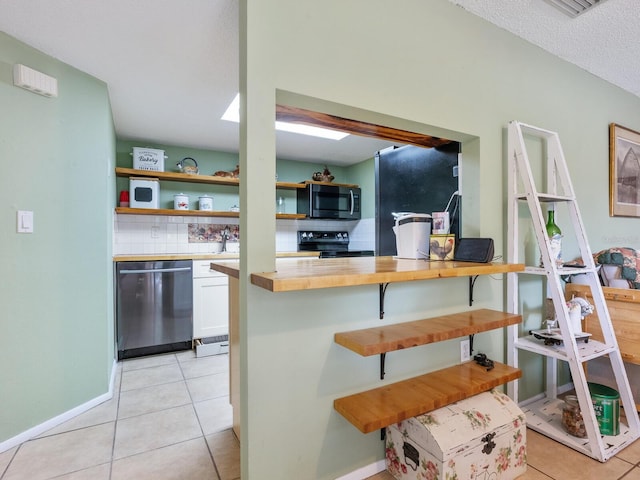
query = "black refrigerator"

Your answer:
(375, 143), (461, 256)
